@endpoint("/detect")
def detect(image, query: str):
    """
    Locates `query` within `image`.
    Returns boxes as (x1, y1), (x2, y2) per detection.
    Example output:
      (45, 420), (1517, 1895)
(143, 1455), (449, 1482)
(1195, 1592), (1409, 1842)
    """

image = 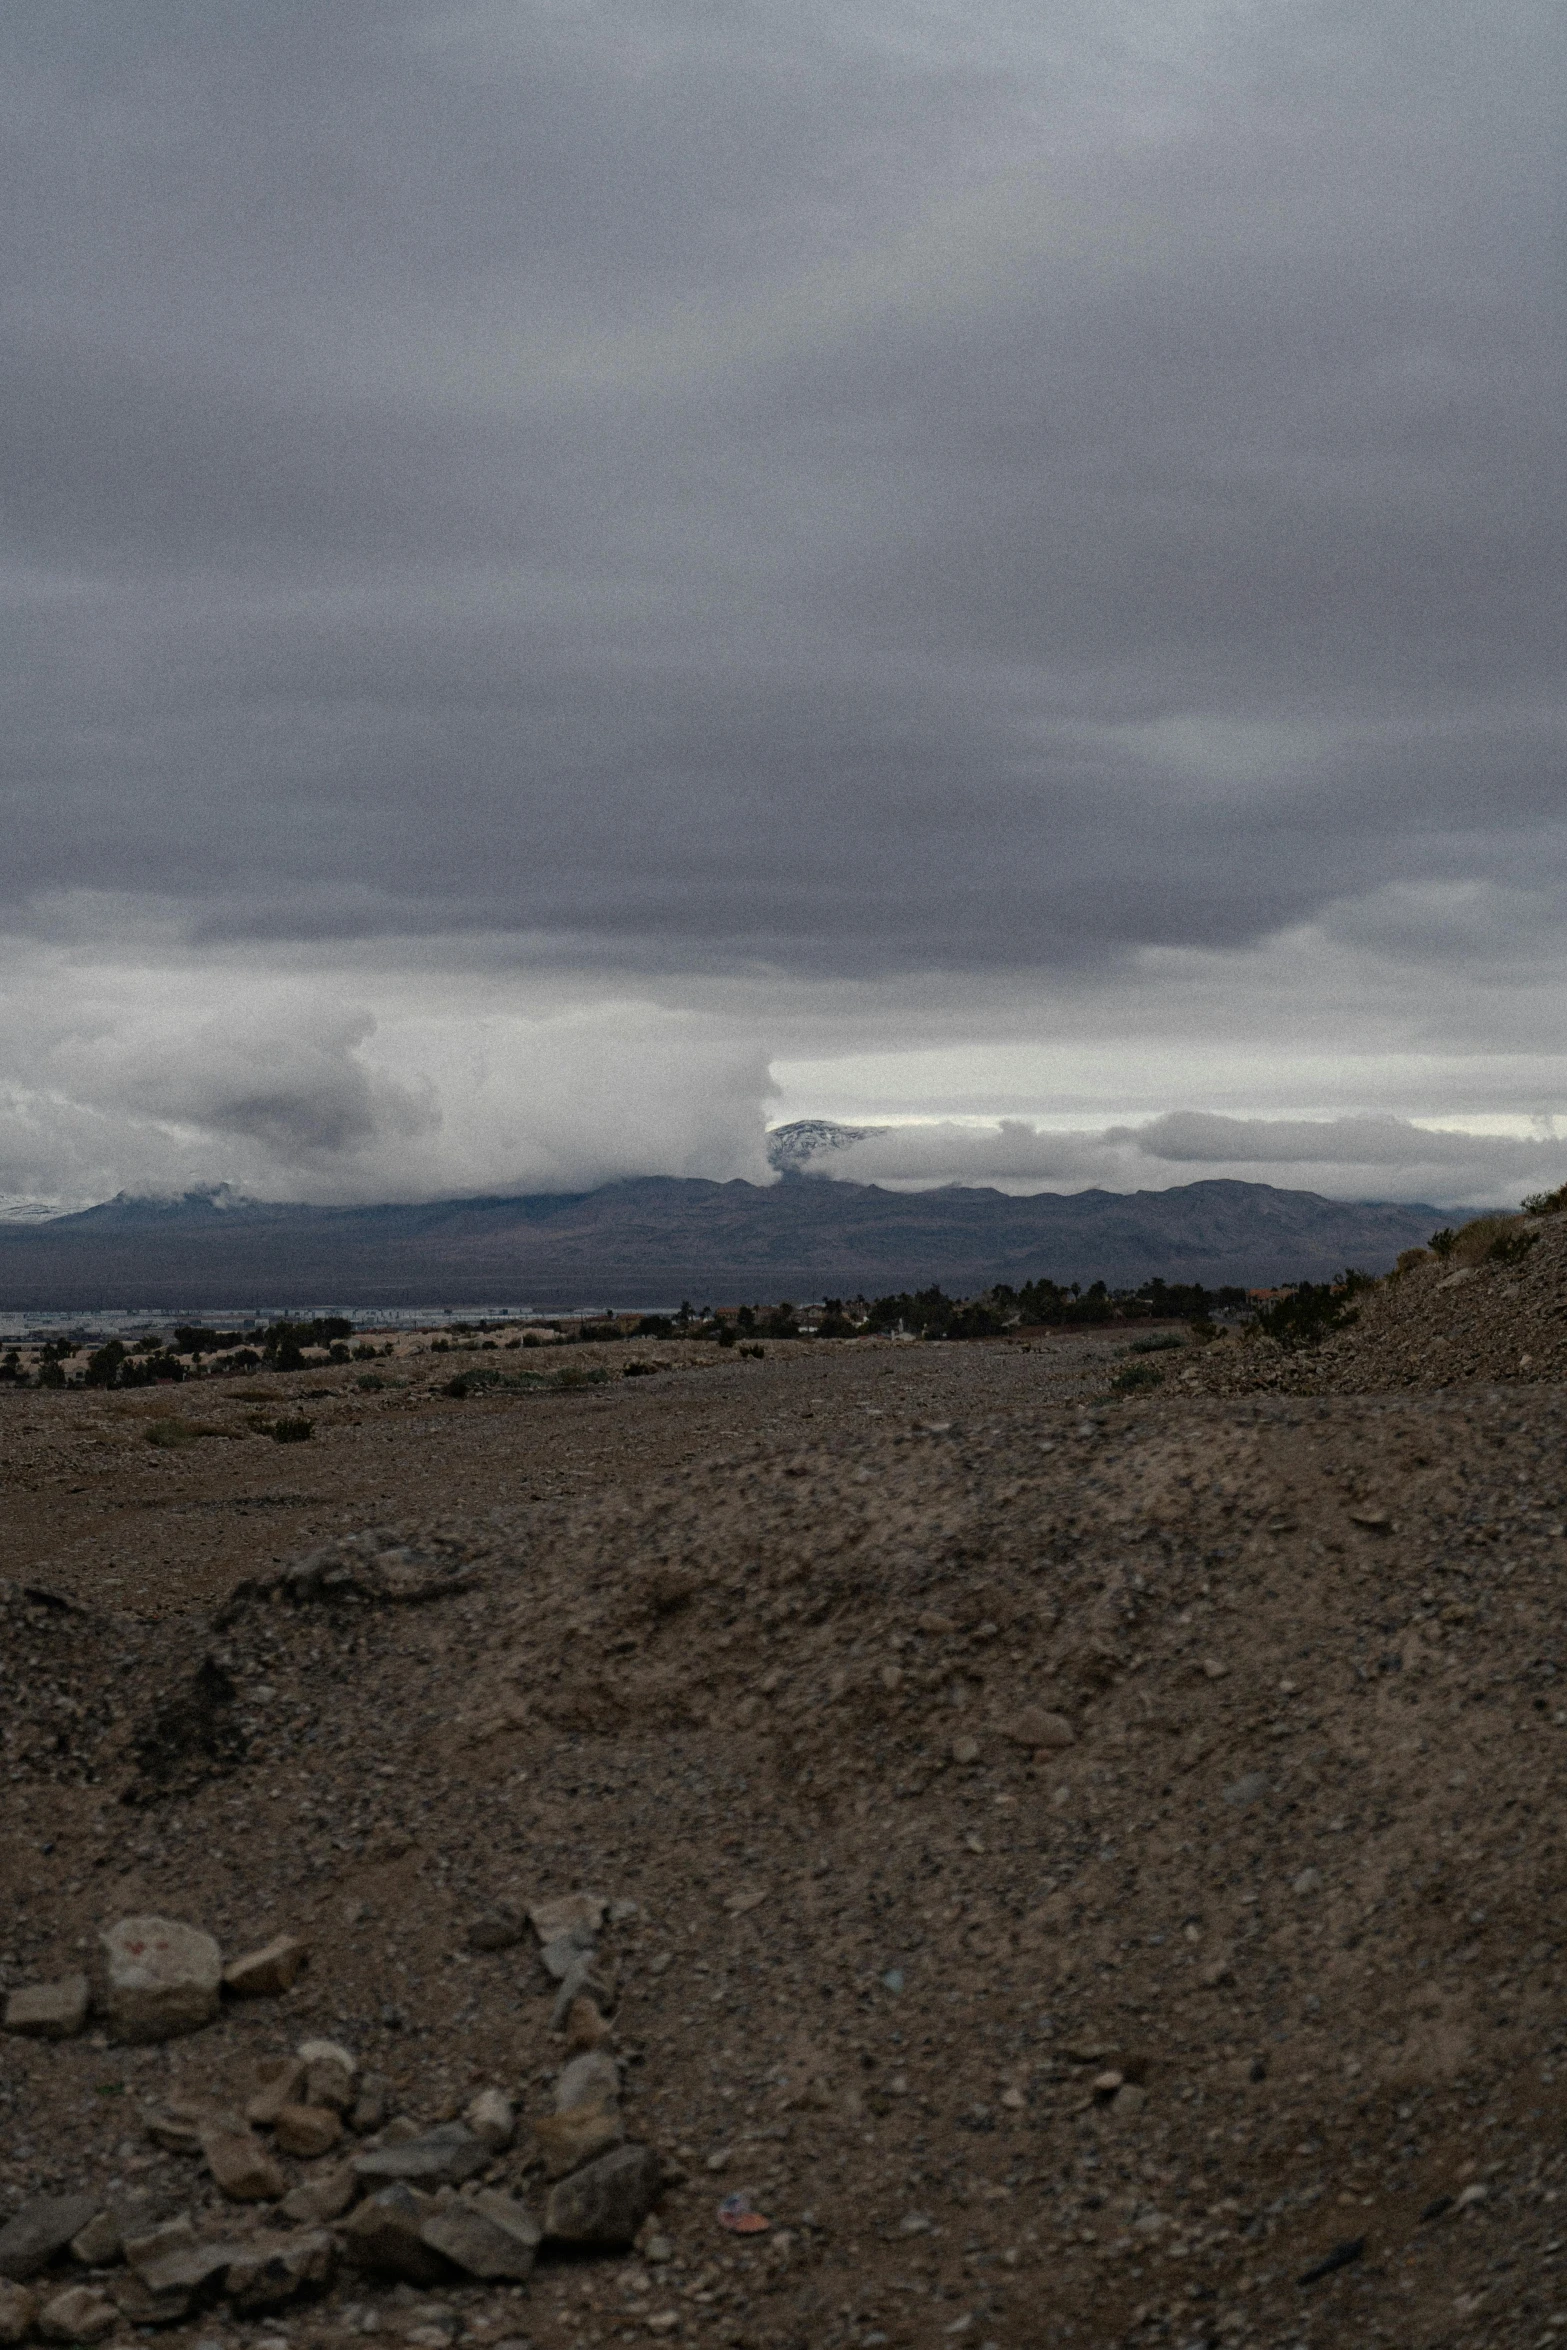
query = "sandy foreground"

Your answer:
(3, 1327), (1567, 2350)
